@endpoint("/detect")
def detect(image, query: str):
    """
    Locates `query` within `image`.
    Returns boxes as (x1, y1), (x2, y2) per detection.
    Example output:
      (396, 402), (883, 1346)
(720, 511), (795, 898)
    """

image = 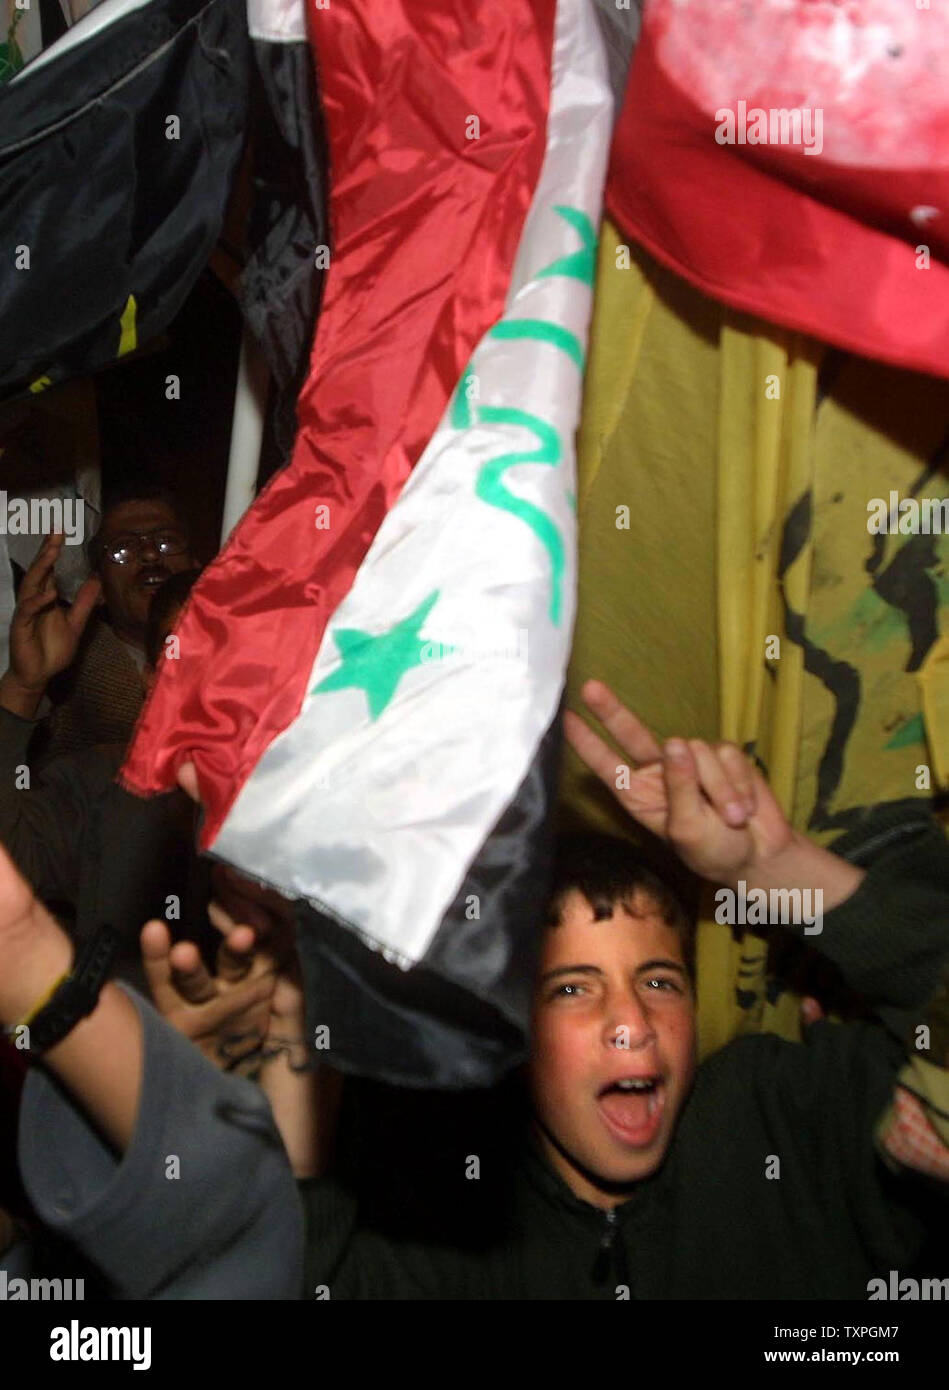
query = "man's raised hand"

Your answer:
(0, 533), (101, 718)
